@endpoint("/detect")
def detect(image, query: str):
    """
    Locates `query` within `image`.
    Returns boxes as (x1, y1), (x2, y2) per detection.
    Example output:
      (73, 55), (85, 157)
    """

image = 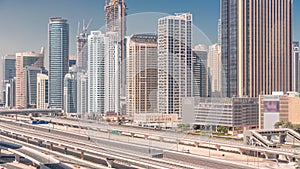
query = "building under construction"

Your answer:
(104, 0), (126, 98)
(76, 19), (92, 71)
